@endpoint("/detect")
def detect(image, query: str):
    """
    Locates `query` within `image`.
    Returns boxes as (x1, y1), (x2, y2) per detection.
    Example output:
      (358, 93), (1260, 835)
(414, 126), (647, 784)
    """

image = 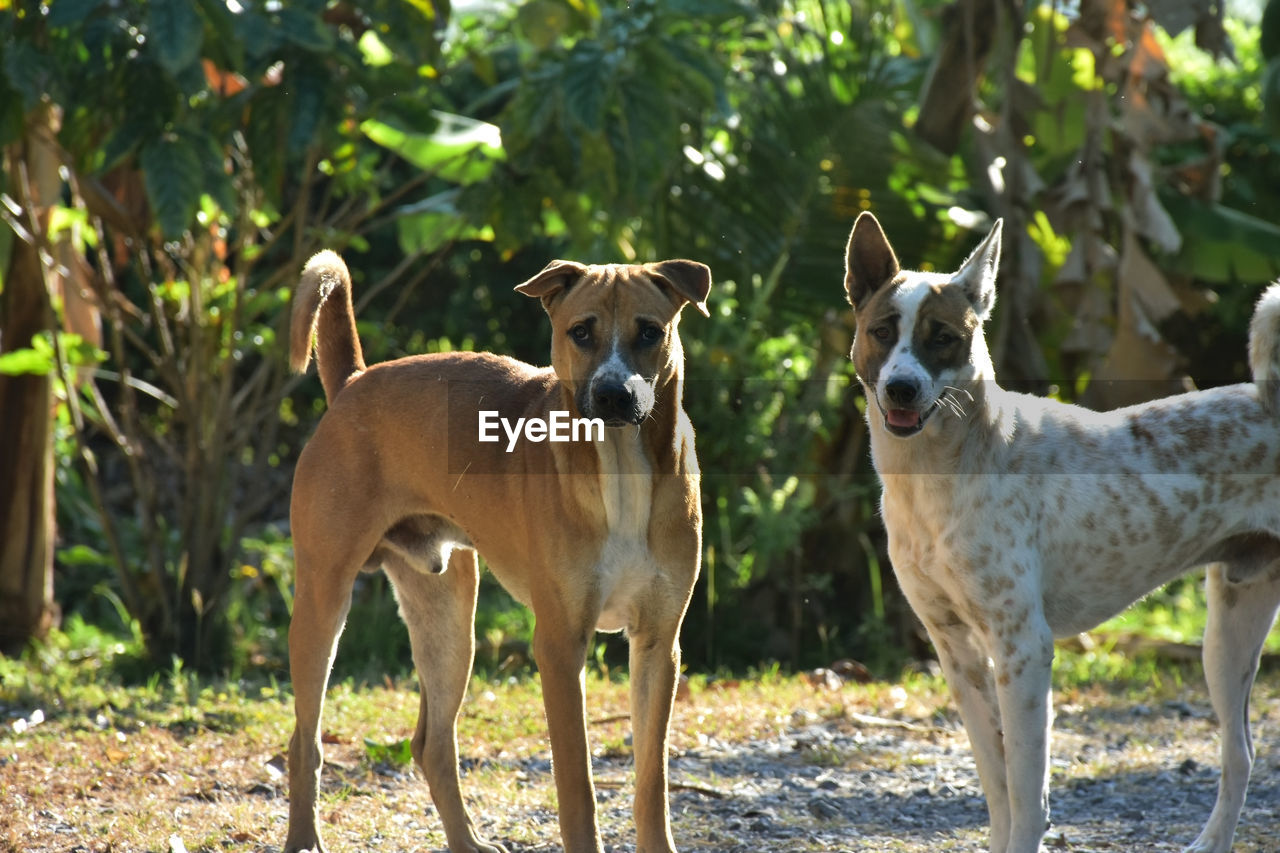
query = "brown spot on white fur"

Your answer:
(911, 285), (981, 375)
